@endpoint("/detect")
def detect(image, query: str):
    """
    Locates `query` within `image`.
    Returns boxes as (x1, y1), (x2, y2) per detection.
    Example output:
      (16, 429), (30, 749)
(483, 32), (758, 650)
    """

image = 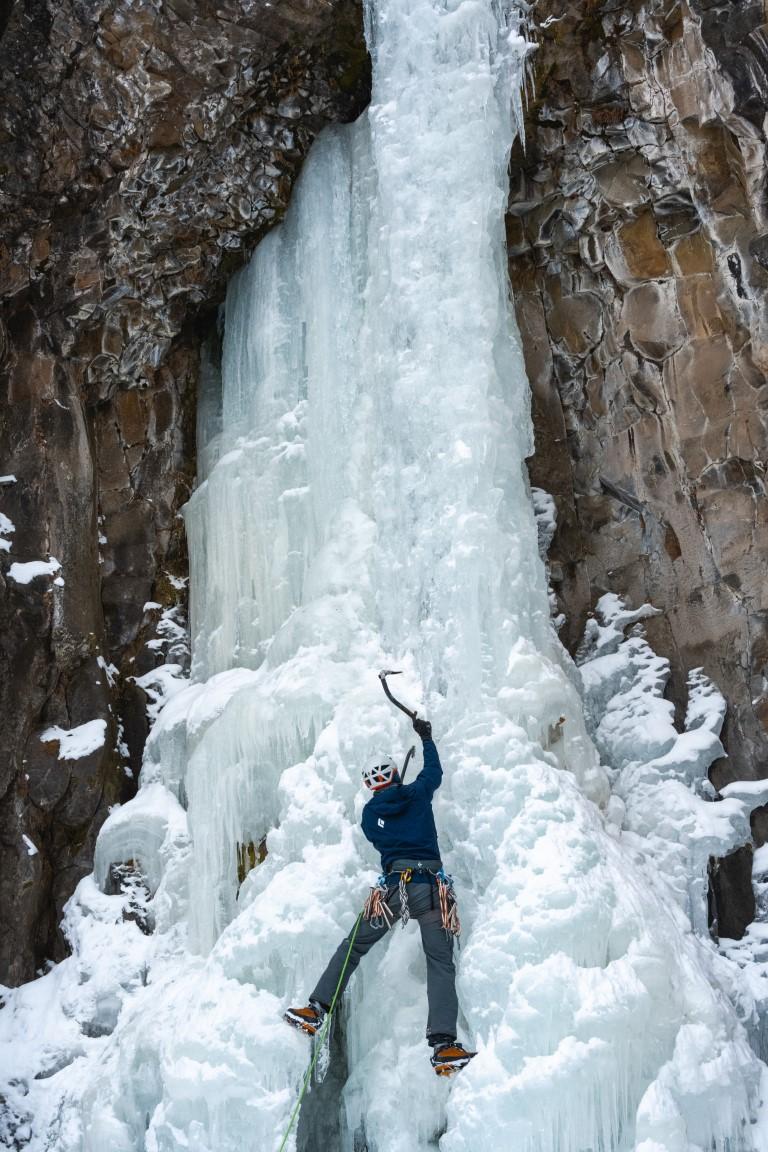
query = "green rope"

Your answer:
(277, 908), (365, 1152)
